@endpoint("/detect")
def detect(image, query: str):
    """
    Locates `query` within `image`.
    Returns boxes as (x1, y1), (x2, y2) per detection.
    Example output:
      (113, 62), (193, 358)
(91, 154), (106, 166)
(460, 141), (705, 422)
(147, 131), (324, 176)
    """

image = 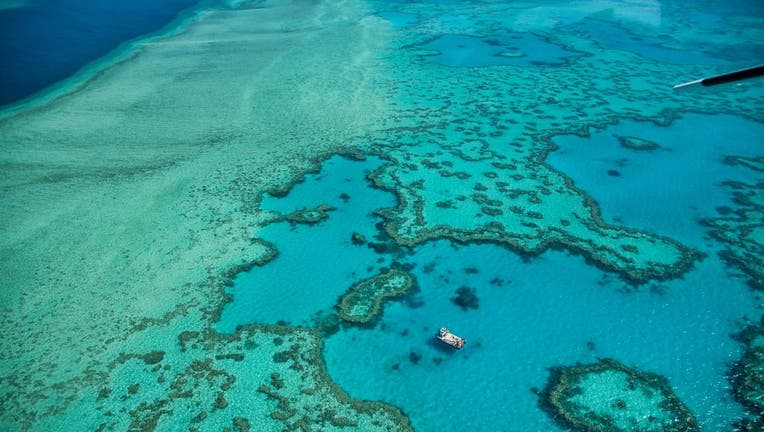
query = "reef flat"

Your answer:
(0, 0), (403, 429)
(541, 358), (698, 432)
